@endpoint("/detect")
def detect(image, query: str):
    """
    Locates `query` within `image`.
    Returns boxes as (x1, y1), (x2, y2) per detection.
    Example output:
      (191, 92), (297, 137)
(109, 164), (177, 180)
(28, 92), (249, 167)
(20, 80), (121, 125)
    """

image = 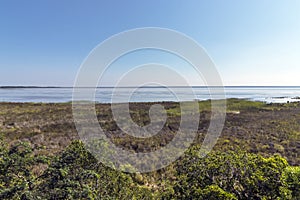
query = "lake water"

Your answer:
(1, 86), (300, 103)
